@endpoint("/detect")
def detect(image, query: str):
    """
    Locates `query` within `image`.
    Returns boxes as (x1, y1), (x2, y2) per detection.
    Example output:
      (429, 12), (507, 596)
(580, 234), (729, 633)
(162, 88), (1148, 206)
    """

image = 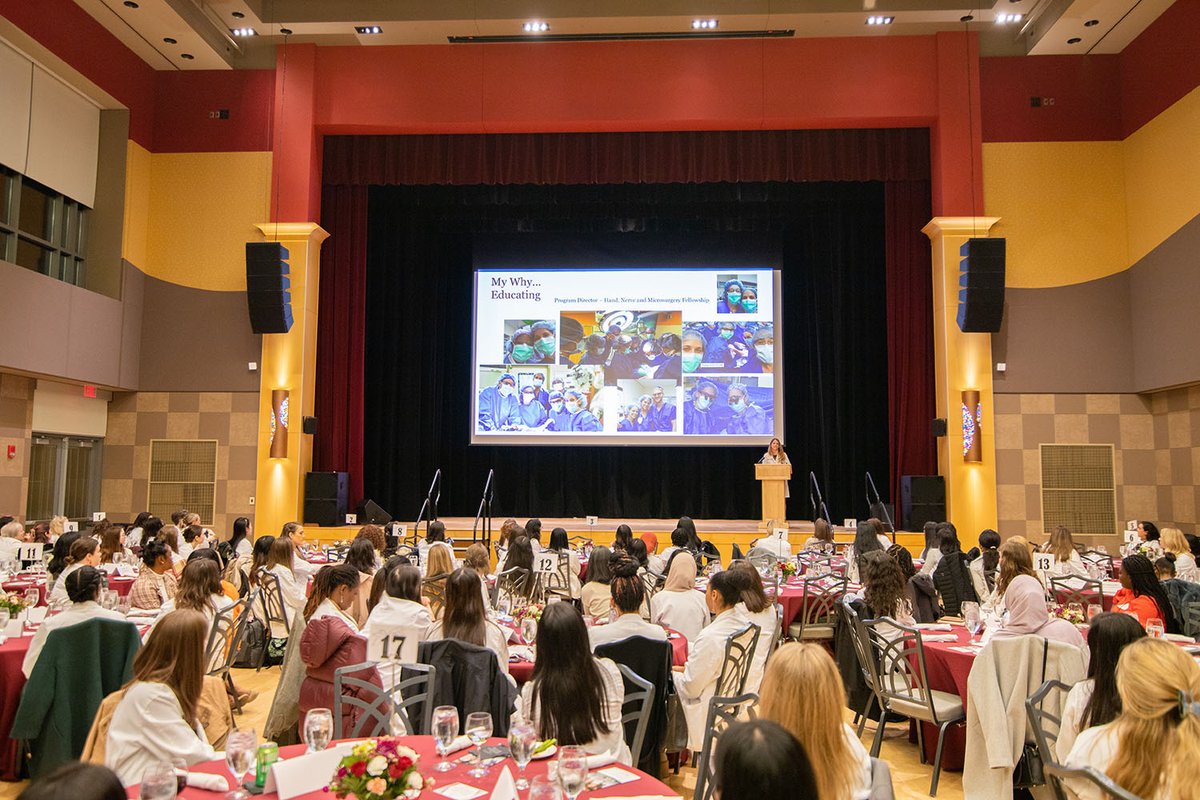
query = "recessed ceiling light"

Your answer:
(180, 53), (194, 59)
(960, 14), (974, 22)
(354, 25), (383, 34)
(1067, 37), (1082, 43)
(123, 1), (139, 7)
(230, 27), (256, 37)
(691, 19), (718, 30)
(1084, 19), (1099, 27)
(866, 16), (894, 25)
(523, 21), (550, 32)
(996, 12), (1023, 23)
(163, 36), (176, 44)
(280, 28), (292, 35)
(231, 11), (245, 19)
